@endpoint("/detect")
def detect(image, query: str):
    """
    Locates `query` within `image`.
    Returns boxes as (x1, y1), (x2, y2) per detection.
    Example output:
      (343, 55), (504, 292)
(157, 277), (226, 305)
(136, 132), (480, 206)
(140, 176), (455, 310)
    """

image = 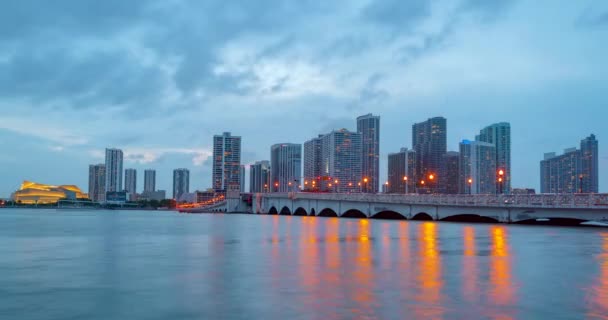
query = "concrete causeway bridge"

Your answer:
(182, 192), (608, 226)
(254, 192), (608, 225)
